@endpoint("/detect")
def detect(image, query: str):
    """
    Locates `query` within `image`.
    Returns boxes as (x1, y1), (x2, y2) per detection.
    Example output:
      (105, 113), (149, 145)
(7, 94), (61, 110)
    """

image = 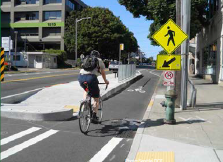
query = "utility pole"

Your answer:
(180, 0), (191, 110)
(75, 17), (91, 66)
(175, 0), (181, 108)
(14, 31), (18, 67)
(75, 18), (78, 65)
